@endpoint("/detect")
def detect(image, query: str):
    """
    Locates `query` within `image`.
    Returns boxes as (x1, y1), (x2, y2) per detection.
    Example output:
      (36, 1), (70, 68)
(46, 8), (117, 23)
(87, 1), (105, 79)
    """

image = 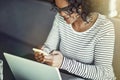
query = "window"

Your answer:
(108, 0), (117, 17)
